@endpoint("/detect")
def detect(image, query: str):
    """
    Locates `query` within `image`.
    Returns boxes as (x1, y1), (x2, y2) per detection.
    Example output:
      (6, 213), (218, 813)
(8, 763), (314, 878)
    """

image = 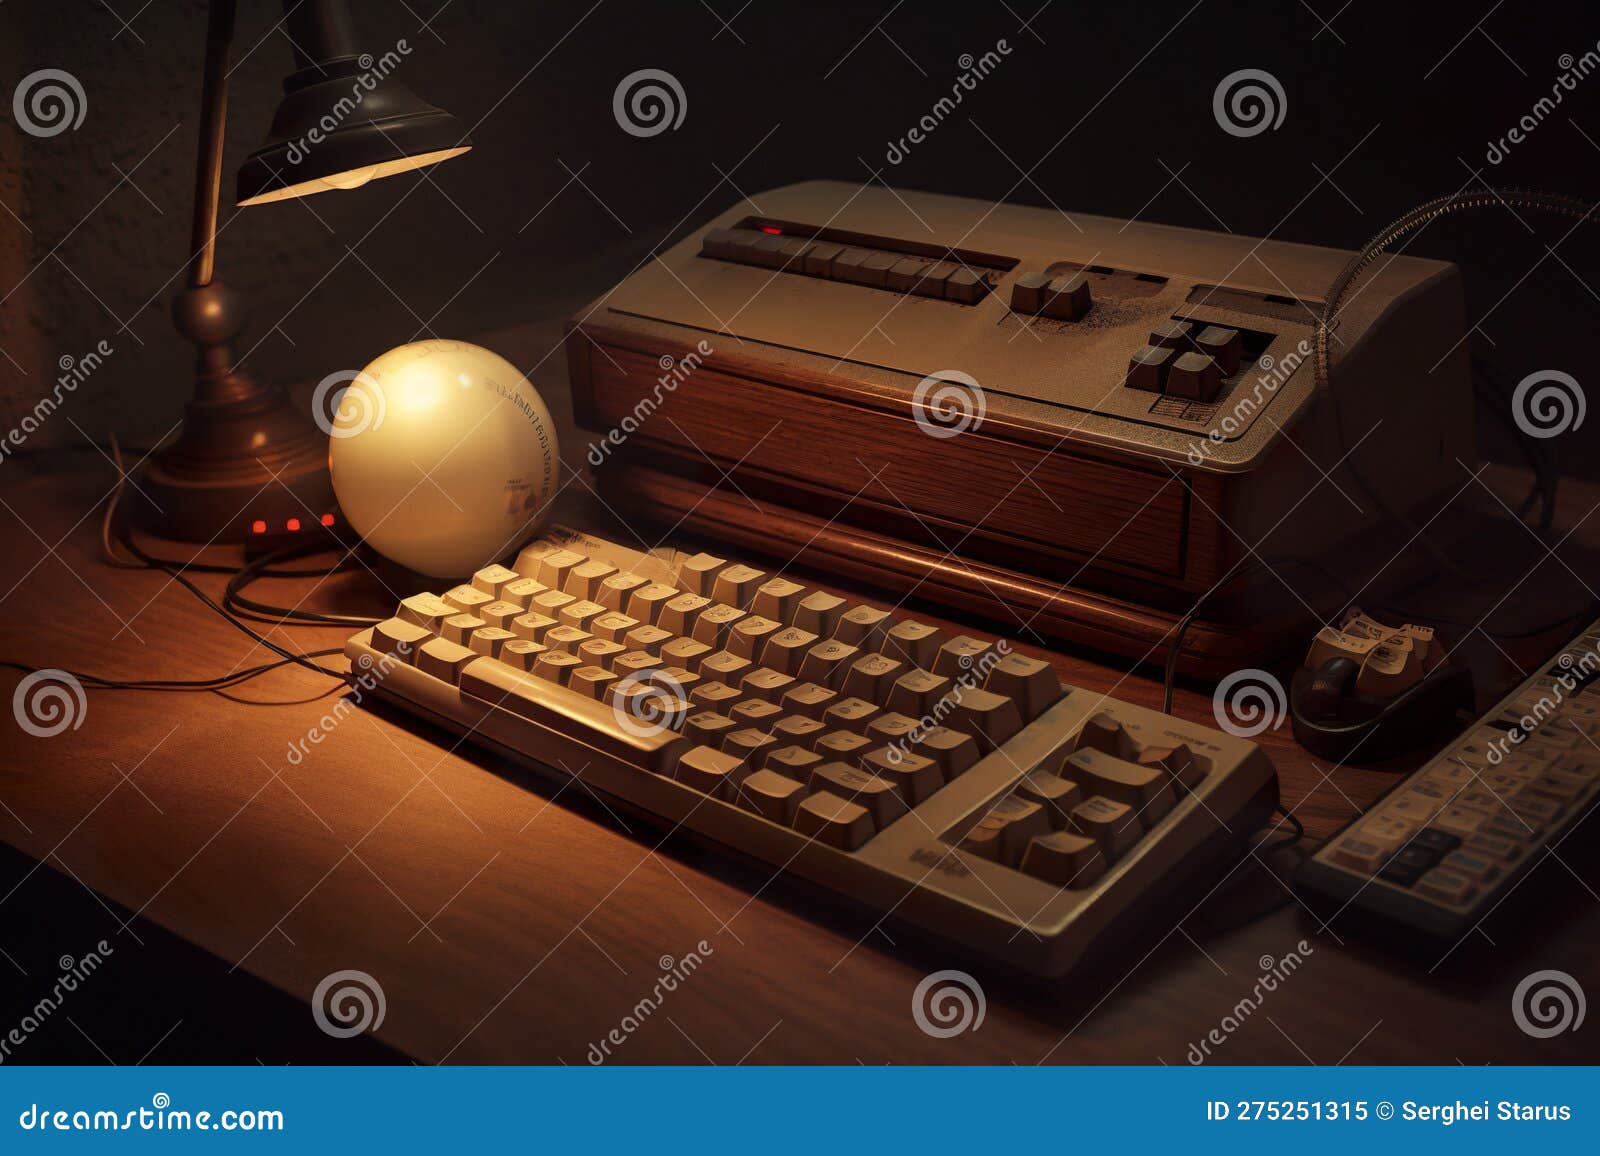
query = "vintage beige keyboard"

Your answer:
(345, 526), (1278, 976)
(1296, 617), (1600, 941)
